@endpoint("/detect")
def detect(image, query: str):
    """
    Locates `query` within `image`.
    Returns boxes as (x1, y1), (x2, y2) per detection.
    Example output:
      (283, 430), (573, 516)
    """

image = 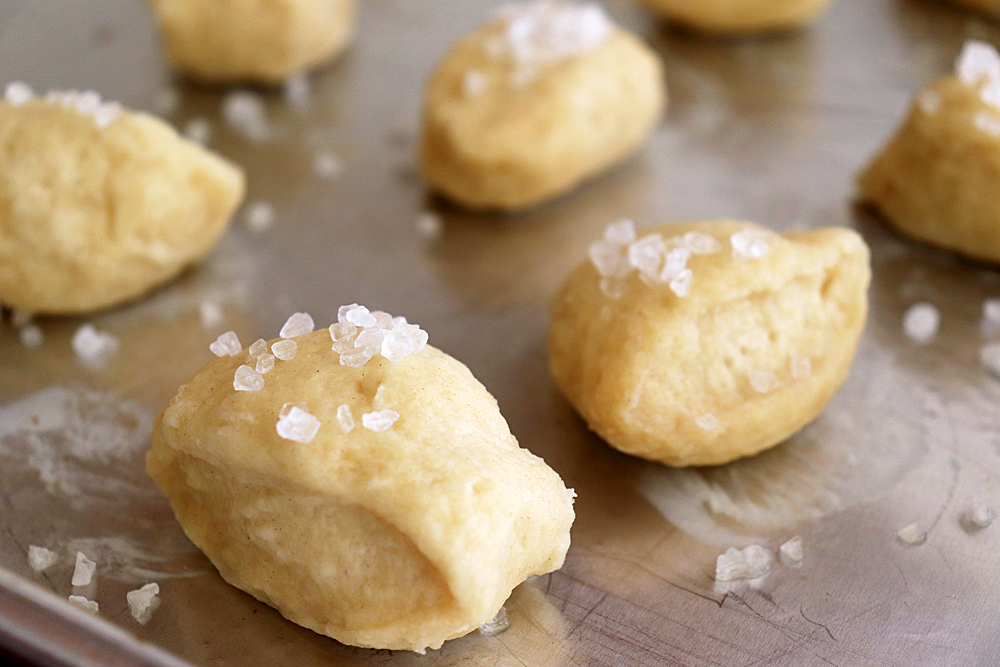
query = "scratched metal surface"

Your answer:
(2, 0), (1000, 664)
